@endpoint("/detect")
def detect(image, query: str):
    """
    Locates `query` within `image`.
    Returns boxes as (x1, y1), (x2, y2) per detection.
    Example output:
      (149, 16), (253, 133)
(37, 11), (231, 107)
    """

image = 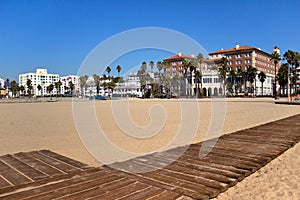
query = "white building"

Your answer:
(114, 73), (142, 97)
(60, 75), (80, 95)
(0, 78), (4, 89)
(201, 70), (222, 96)
(19, 69), (59, 96)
